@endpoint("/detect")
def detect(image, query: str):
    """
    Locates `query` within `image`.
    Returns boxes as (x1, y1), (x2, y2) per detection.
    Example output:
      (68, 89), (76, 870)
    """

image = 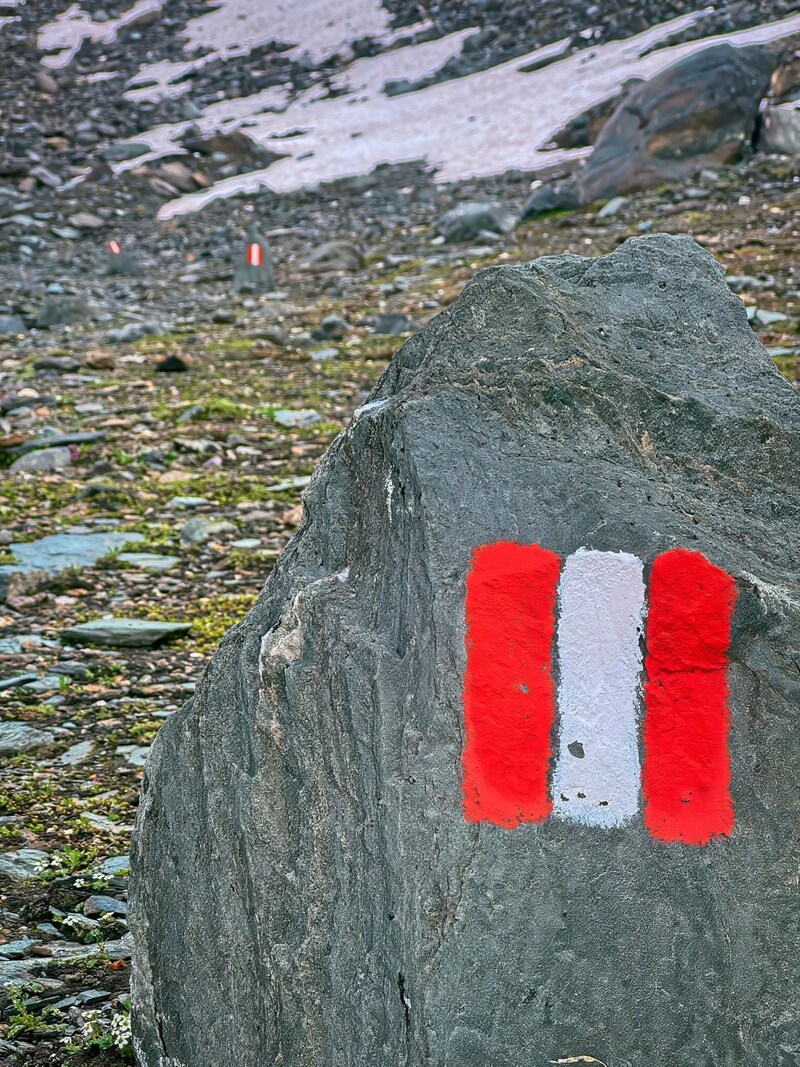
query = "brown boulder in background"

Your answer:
(577, 43), (774, 201)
